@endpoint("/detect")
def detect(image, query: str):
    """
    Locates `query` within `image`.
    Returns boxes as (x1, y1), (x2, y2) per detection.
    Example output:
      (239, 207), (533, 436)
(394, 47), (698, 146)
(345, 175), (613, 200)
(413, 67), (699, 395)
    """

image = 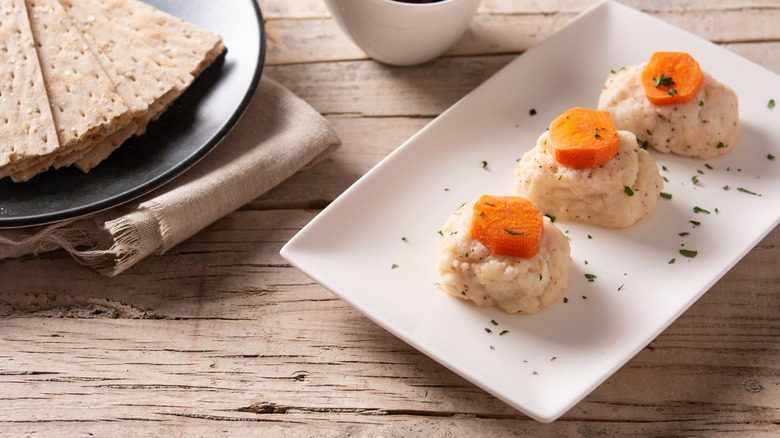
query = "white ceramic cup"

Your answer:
(324, 0), (482, 66)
